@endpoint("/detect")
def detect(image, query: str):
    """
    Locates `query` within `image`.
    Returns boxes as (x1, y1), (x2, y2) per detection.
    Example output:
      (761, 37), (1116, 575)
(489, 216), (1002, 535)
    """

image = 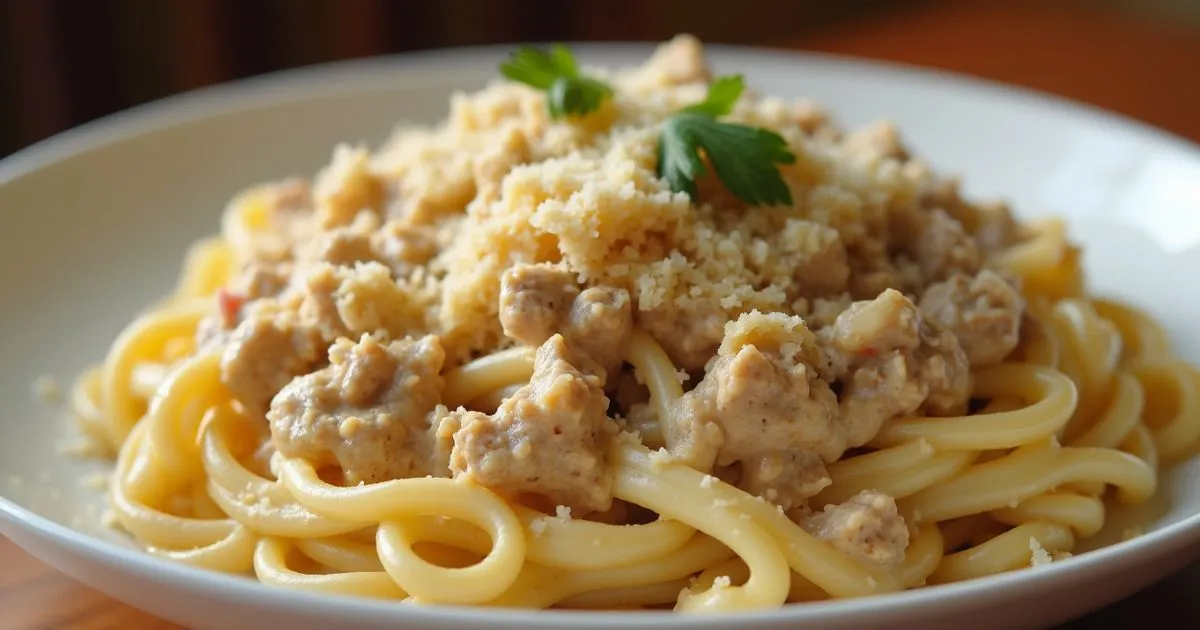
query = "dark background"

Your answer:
(0, 0), (888, 156)
(2, 0), (1199, 158)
